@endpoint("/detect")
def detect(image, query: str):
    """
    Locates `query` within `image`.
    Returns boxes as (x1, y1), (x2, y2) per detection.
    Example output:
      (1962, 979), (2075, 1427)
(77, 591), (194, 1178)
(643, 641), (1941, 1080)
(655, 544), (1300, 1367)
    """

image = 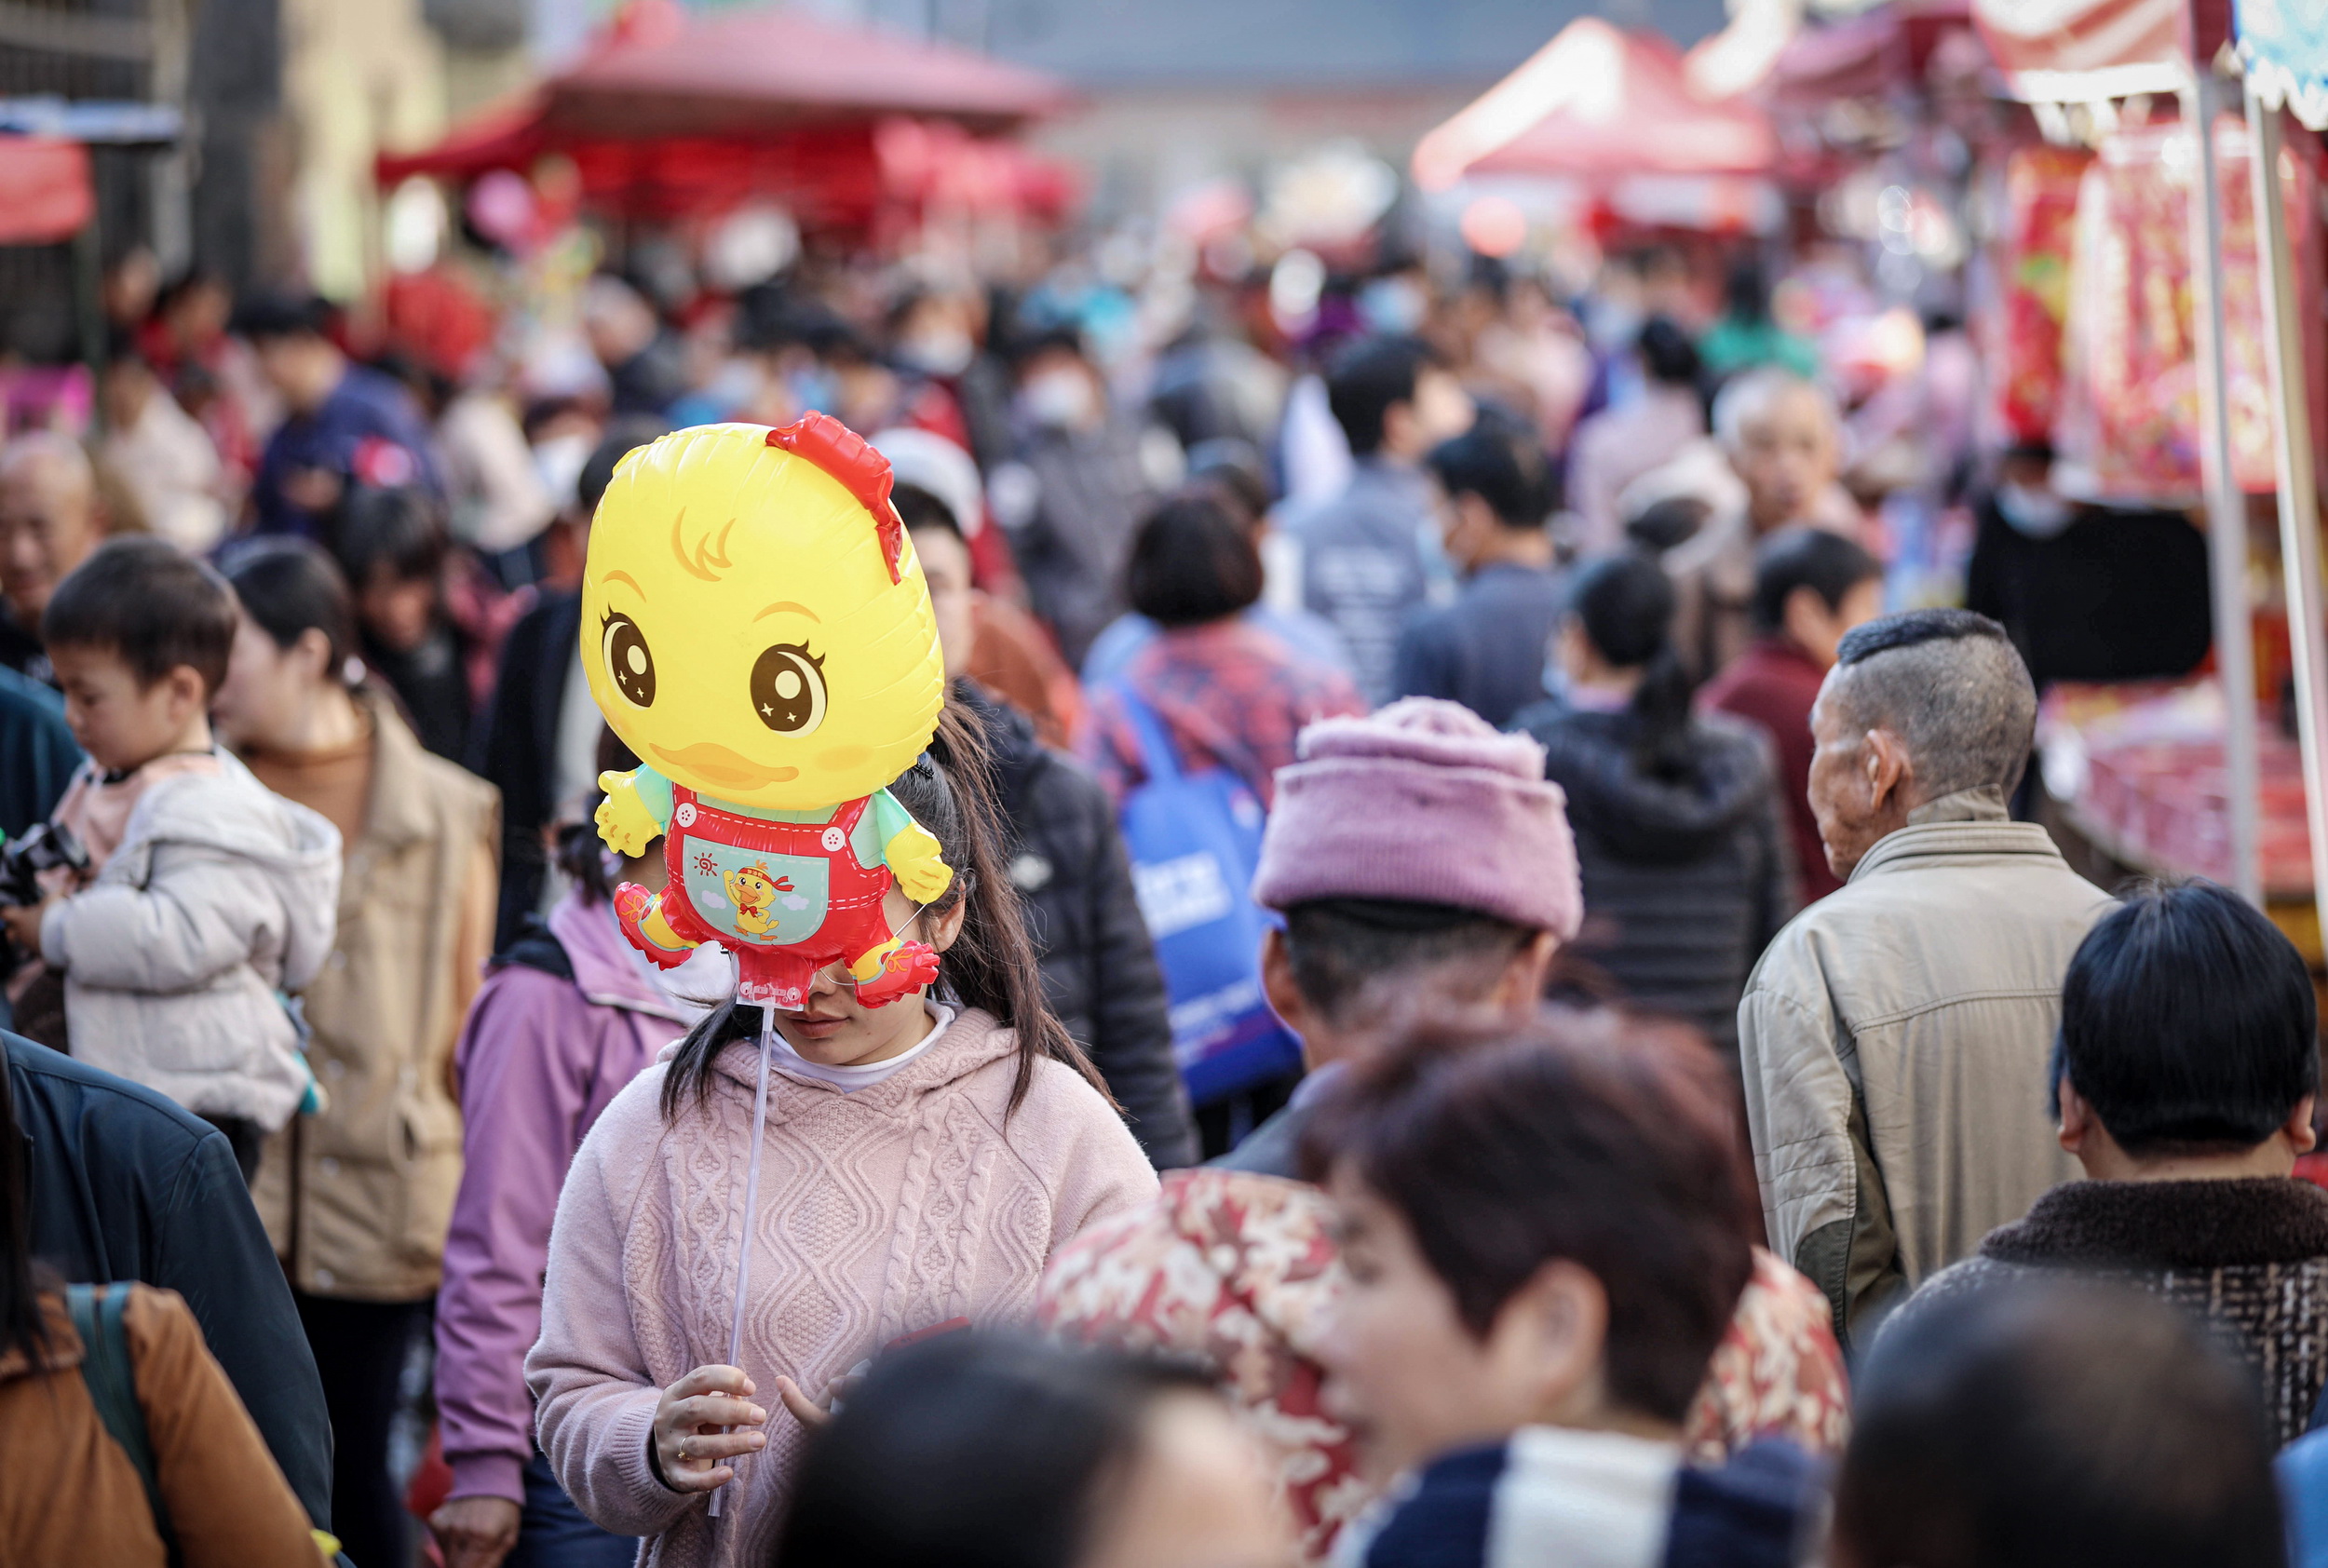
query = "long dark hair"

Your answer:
(1569, 553), (1697, 781)
(659, 701), (1105, 1121)
(1, 1053), (52, 1371)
